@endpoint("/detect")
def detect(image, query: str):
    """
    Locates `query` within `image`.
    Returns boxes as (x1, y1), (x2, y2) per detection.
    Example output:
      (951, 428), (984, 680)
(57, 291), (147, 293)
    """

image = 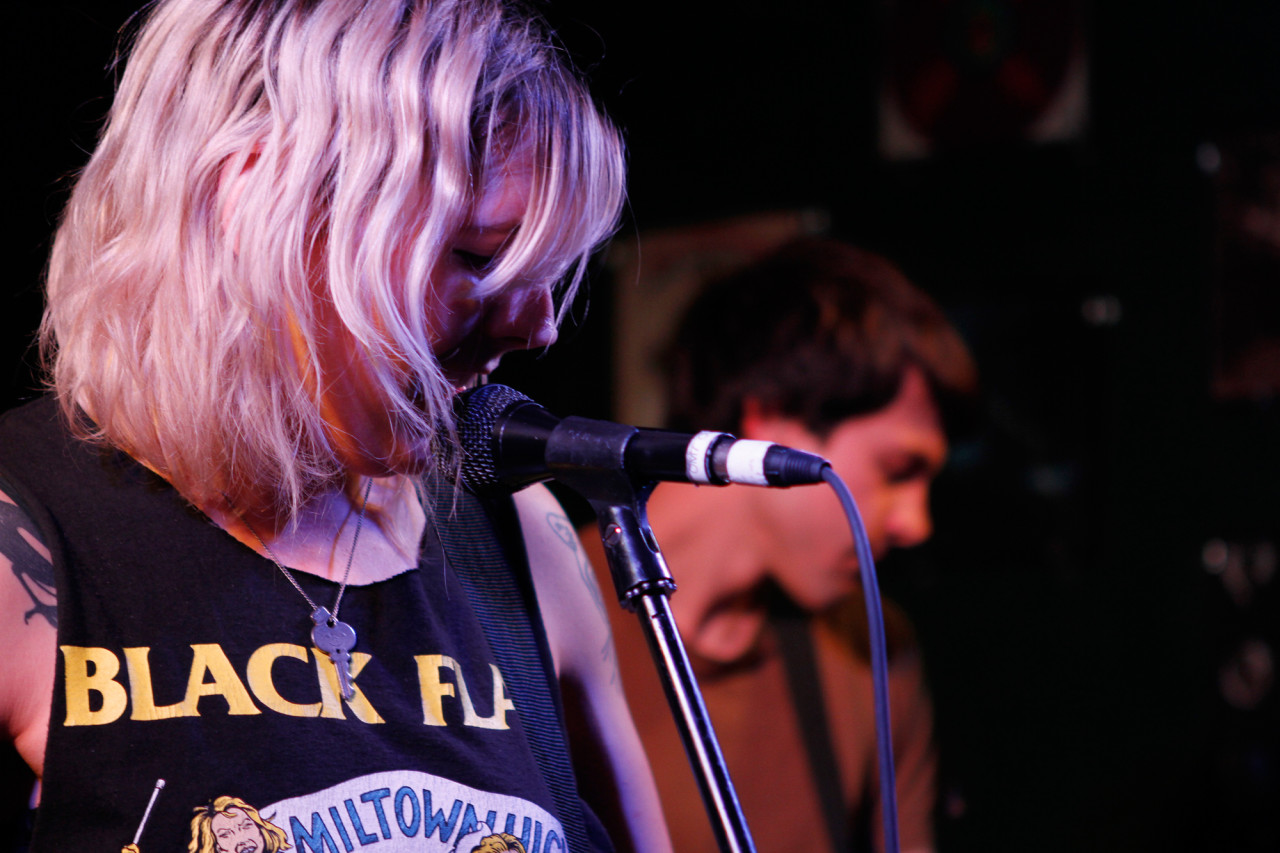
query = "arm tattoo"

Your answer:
(0, 500), (57, 629)
(545, 511), (618, 683)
